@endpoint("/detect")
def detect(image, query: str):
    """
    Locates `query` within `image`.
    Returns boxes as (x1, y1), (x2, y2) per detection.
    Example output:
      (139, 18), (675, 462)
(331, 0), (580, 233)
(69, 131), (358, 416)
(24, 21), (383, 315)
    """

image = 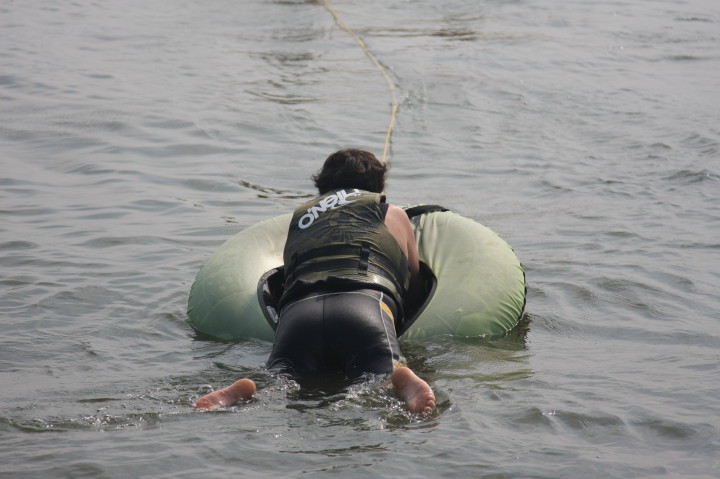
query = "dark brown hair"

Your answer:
(312, 148), (387, 194)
